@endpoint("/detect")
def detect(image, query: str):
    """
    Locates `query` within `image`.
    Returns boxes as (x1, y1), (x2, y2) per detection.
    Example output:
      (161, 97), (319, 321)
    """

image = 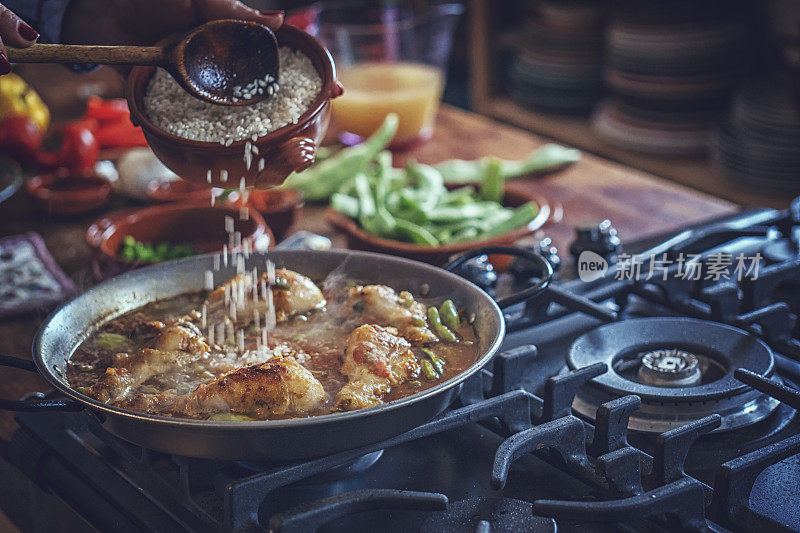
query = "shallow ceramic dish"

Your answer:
(26, 173), (112, 215)
(87, 202), (272, 279)
(126, 24), (342, 189)
(327, 187), (551, 266)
